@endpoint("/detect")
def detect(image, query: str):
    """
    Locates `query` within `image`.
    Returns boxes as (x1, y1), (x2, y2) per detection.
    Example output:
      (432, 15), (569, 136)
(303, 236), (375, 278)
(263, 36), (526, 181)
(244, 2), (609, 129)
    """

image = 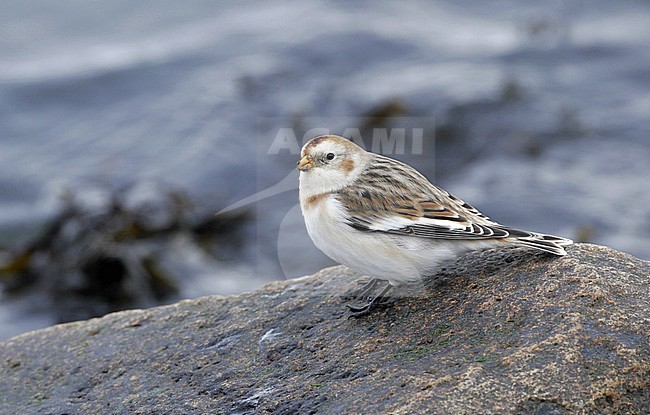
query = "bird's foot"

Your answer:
(346, 281), (393, 318)
(346, 278), (381, 300)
